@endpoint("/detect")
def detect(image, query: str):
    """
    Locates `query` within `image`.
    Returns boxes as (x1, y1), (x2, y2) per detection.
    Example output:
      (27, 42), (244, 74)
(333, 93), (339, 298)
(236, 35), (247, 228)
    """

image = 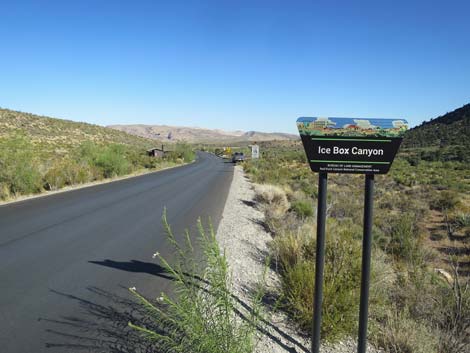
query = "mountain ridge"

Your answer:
(107, 124), (298, 143)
